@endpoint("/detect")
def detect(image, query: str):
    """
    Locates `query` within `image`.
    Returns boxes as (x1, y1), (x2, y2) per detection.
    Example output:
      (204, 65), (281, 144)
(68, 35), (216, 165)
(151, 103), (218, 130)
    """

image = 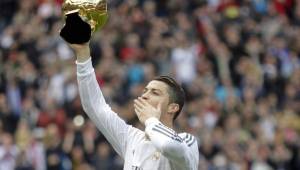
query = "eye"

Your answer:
(152, 91), (159, 95)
